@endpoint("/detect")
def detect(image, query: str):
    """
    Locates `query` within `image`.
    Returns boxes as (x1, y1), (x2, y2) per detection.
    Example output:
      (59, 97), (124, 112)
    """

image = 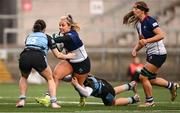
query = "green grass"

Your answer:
(0, 82), (180, 113)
